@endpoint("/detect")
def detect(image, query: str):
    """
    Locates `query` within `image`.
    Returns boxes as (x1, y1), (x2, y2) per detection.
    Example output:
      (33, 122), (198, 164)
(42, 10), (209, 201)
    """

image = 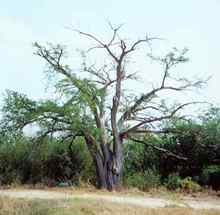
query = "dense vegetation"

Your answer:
(0, 107), (219, 191)
(124, 107), (220, 191)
